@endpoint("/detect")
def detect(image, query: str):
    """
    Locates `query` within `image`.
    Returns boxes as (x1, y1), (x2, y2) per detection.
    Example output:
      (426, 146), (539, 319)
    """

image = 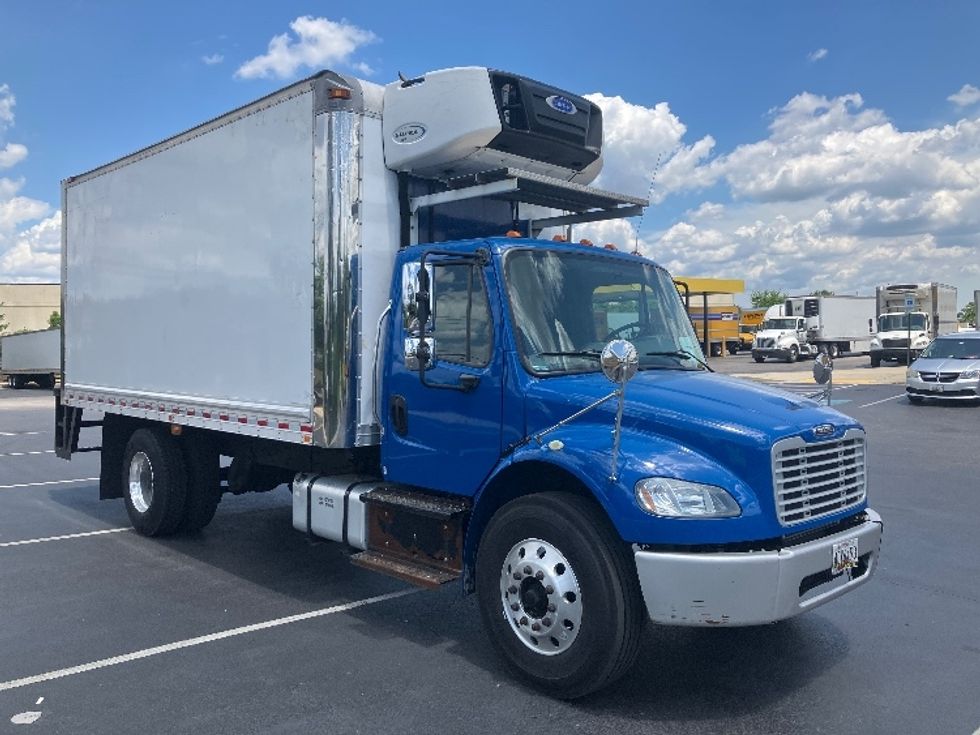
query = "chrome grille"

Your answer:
(772, 430), (866, 526)
(918, 371), (958, 383)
